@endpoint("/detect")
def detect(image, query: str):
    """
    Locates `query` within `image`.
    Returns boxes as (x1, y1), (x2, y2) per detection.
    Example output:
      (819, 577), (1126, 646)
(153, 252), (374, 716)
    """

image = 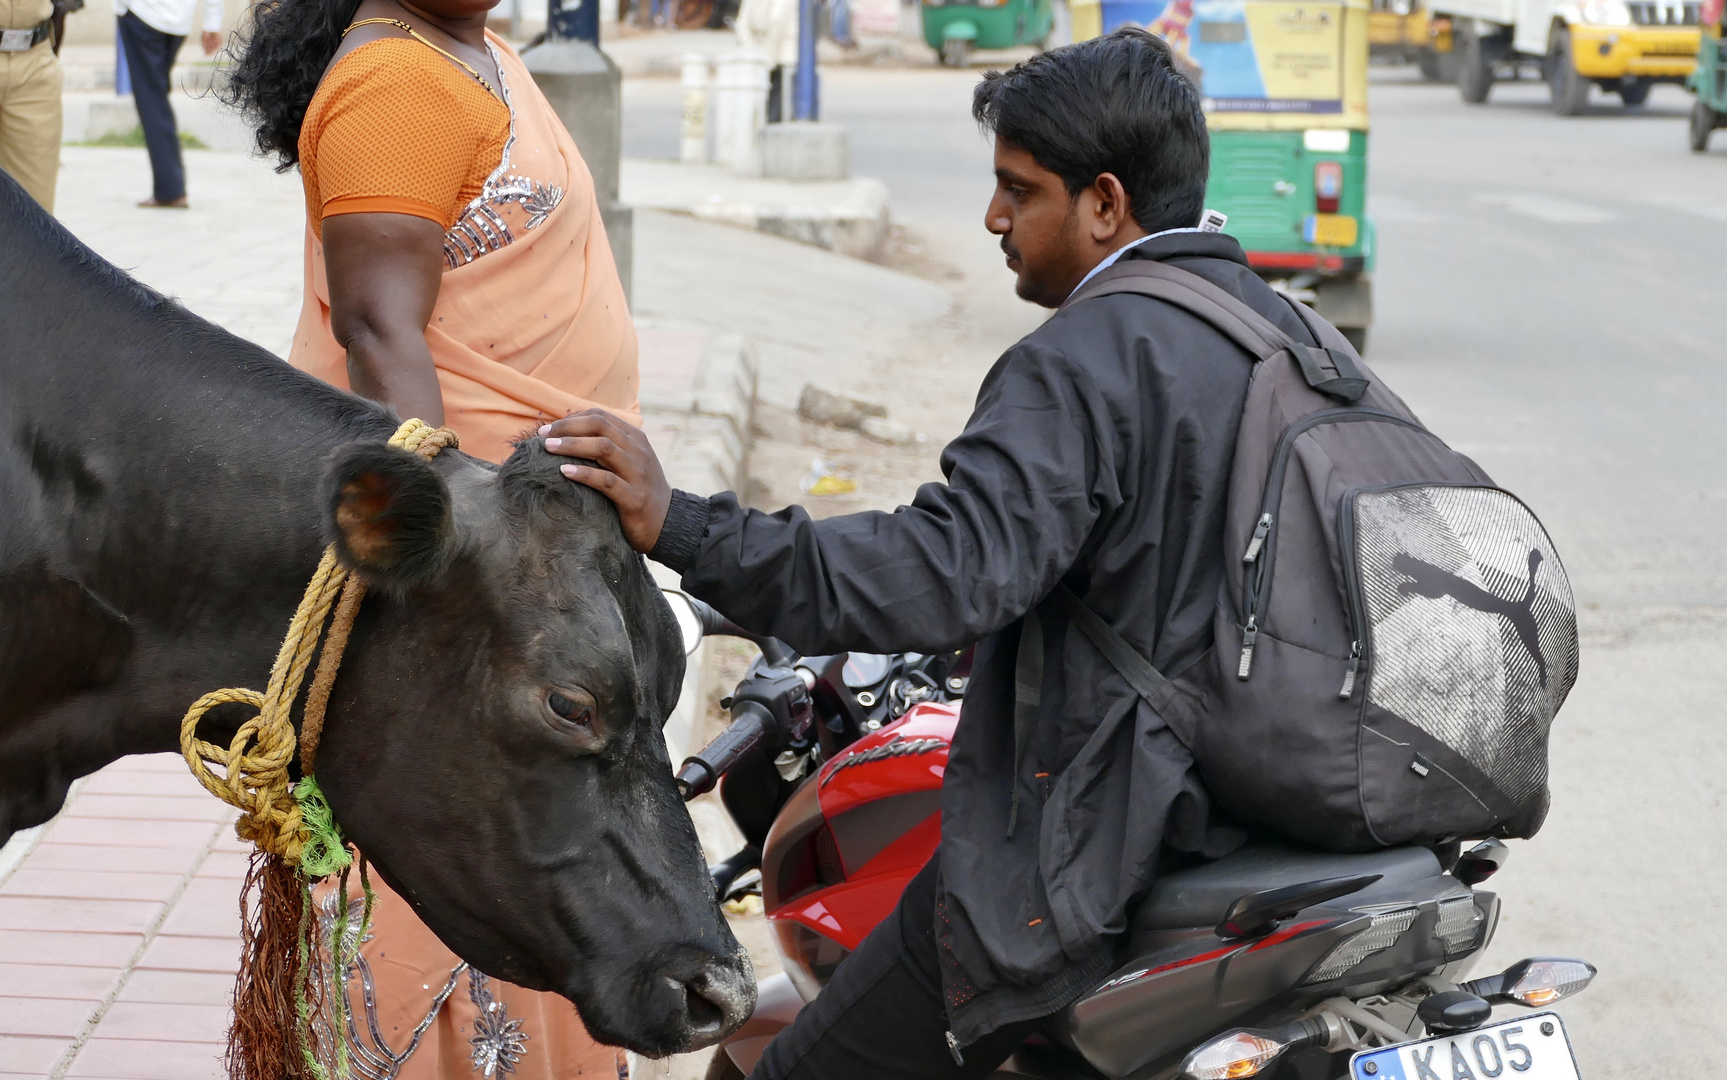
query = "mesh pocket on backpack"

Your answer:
(1351, 485), (1579, 805)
